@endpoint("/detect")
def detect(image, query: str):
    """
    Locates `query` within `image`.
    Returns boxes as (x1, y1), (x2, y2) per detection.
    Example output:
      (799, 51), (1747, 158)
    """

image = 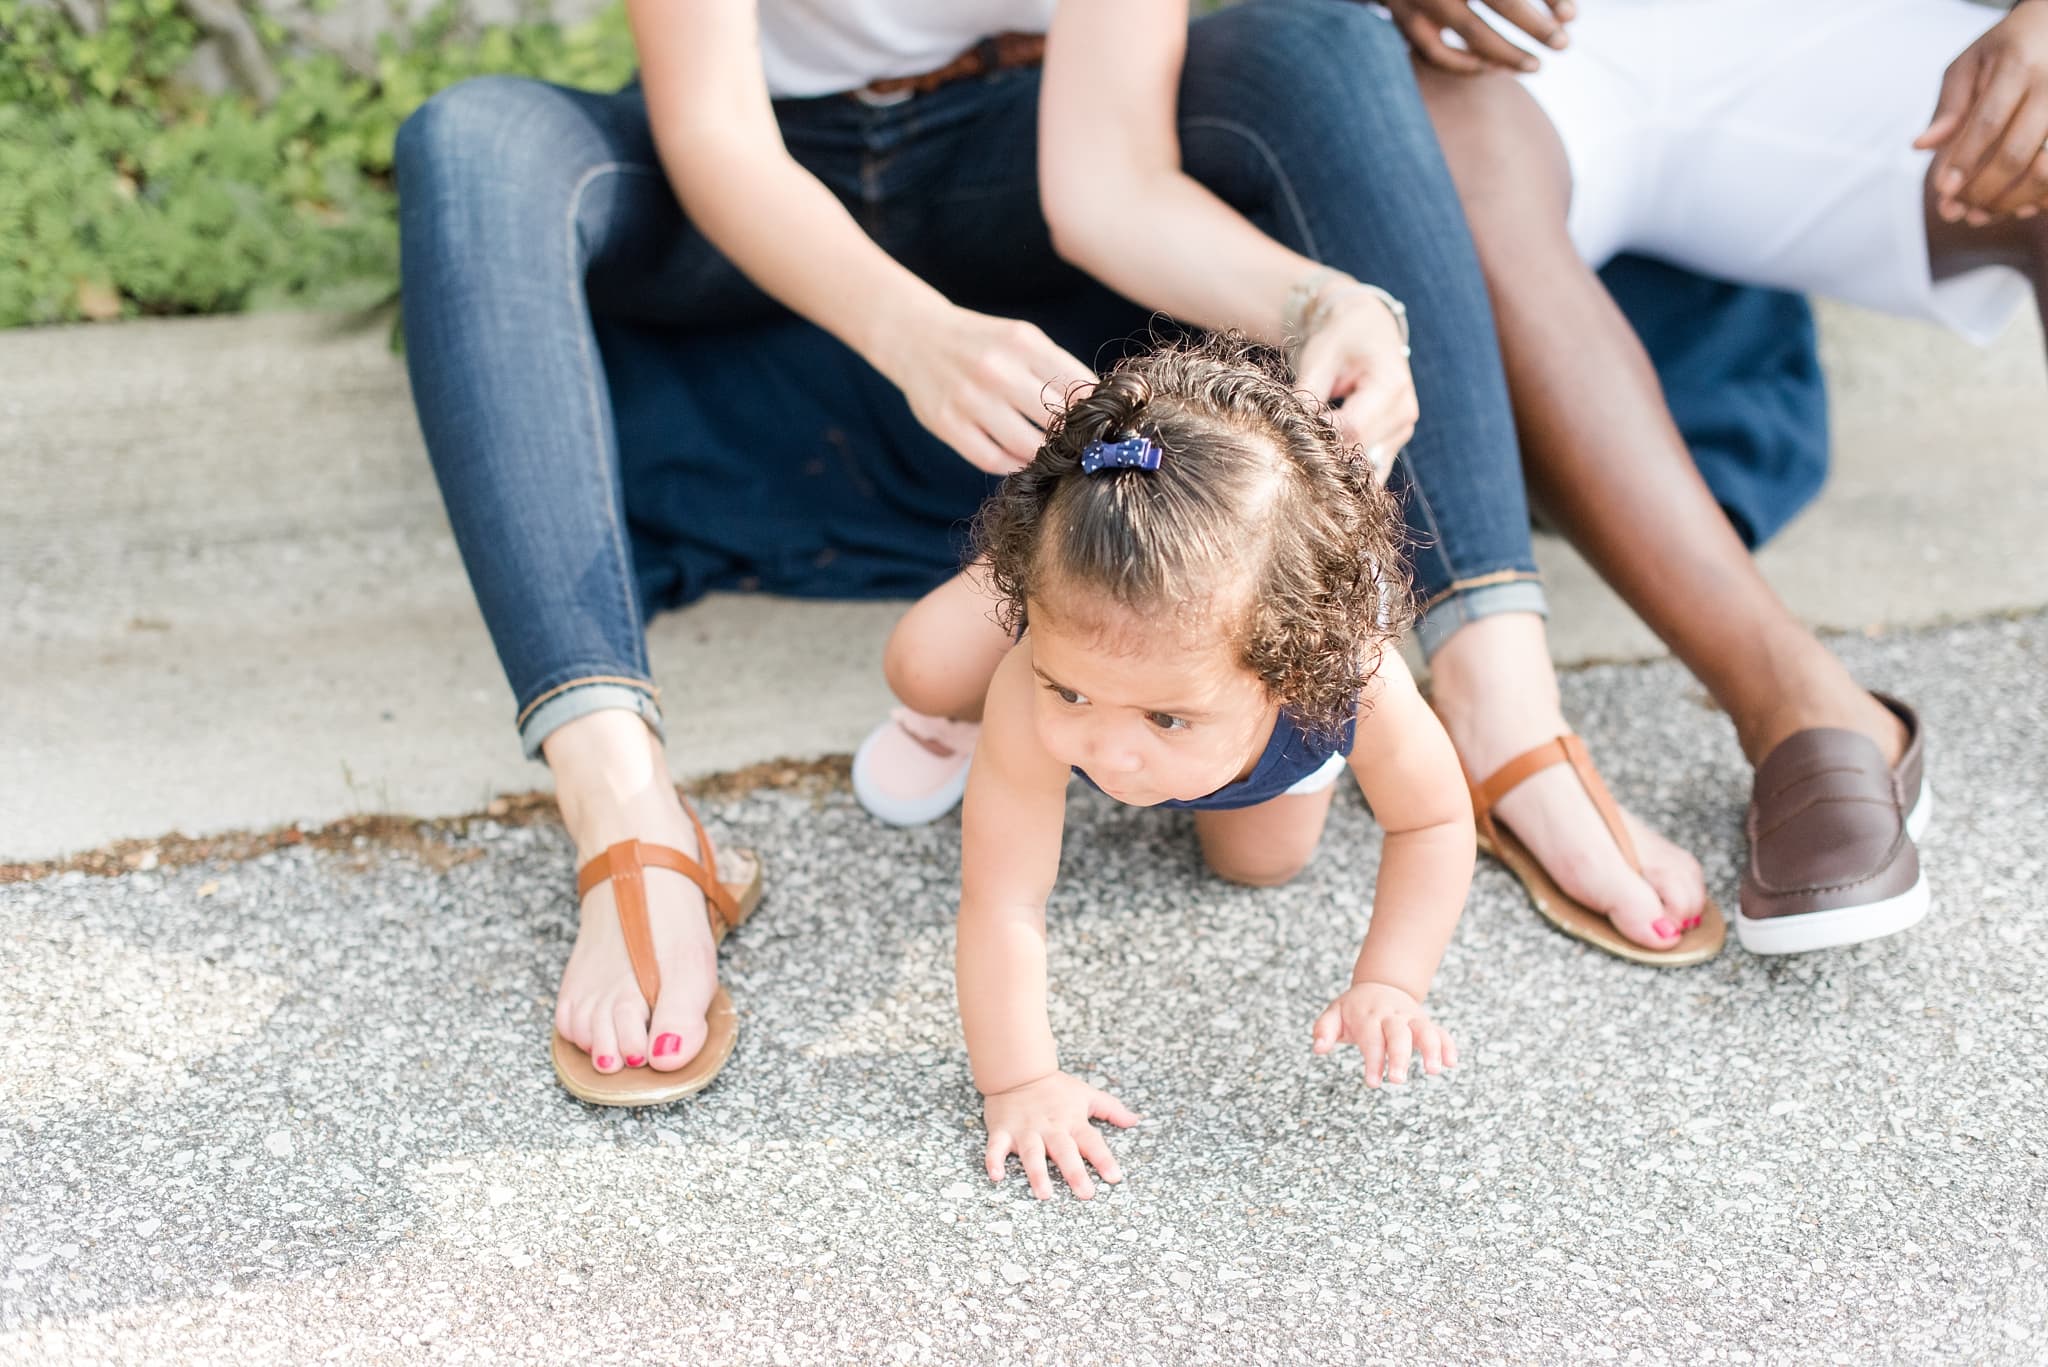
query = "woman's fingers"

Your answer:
(944, 414), (1028, 475)
(974, 389), (1050, 469)
(1335, 365), (1419, 456)
(1351, 379), (1417, 459)
(920, 313), (1095, 473)
(1291, 337), (1342, 412)
(1030, 336), (1098, 412)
